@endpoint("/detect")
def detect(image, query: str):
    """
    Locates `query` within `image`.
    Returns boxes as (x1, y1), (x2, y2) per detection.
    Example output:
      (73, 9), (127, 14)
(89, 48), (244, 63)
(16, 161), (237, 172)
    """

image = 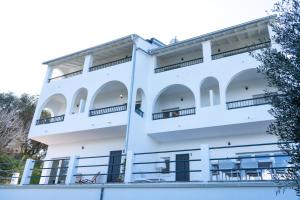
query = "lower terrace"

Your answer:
(0, 142), (295, 185)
